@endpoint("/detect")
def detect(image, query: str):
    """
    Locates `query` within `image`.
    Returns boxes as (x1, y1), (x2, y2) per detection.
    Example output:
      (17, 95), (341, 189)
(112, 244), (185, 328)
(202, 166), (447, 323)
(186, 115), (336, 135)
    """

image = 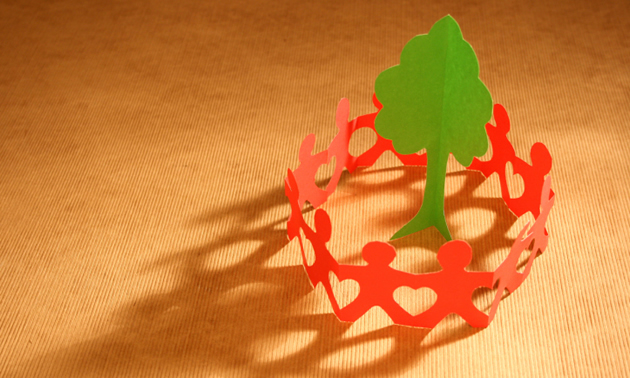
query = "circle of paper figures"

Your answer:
(285, 95), (555, 328)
